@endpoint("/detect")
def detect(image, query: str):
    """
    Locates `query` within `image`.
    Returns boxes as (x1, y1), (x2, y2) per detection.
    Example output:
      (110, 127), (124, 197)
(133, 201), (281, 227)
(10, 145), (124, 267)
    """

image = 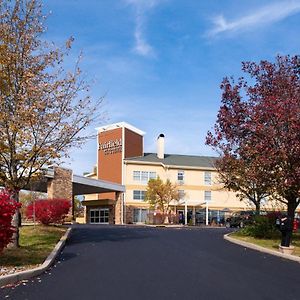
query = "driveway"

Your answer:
(1, 225), (300, 300)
